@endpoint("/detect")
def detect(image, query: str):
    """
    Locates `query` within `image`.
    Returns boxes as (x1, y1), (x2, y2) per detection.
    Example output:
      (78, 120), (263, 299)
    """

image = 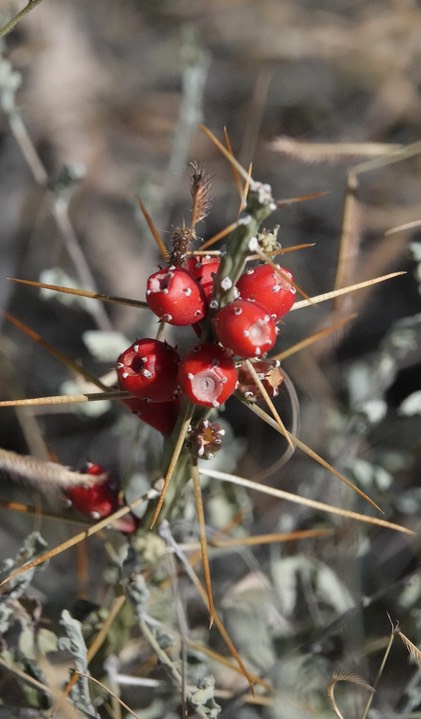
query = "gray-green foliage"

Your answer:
(59, 610), (98, 718)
